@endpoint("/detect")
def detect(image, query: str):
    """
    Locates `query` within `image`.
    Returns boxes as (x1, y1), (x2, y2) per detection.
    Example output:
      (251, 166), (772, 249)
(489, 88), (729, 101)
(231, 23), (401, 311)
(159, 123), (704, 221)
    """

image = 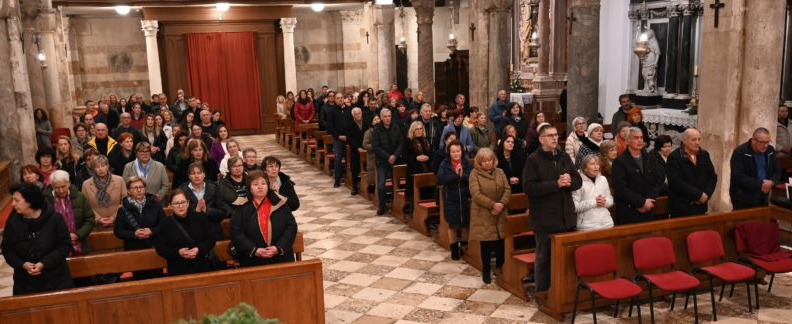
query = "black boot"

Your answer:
(376, 206), (386, 215)
(450, 242), (460, 260)
(351, 186), (359, 195)
(482, 270), (492, 284)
